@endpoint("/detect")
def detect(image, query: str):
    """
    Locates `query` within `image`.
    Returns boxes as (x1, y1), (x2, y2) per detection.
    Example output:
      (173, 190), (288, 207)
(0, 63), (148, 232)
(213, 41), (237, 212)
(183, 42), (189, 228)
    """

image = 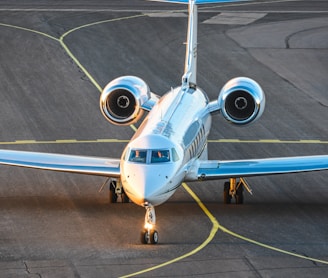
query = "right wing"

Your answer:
(194, 155), (328, 181)
(0, 150), (121, 177)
